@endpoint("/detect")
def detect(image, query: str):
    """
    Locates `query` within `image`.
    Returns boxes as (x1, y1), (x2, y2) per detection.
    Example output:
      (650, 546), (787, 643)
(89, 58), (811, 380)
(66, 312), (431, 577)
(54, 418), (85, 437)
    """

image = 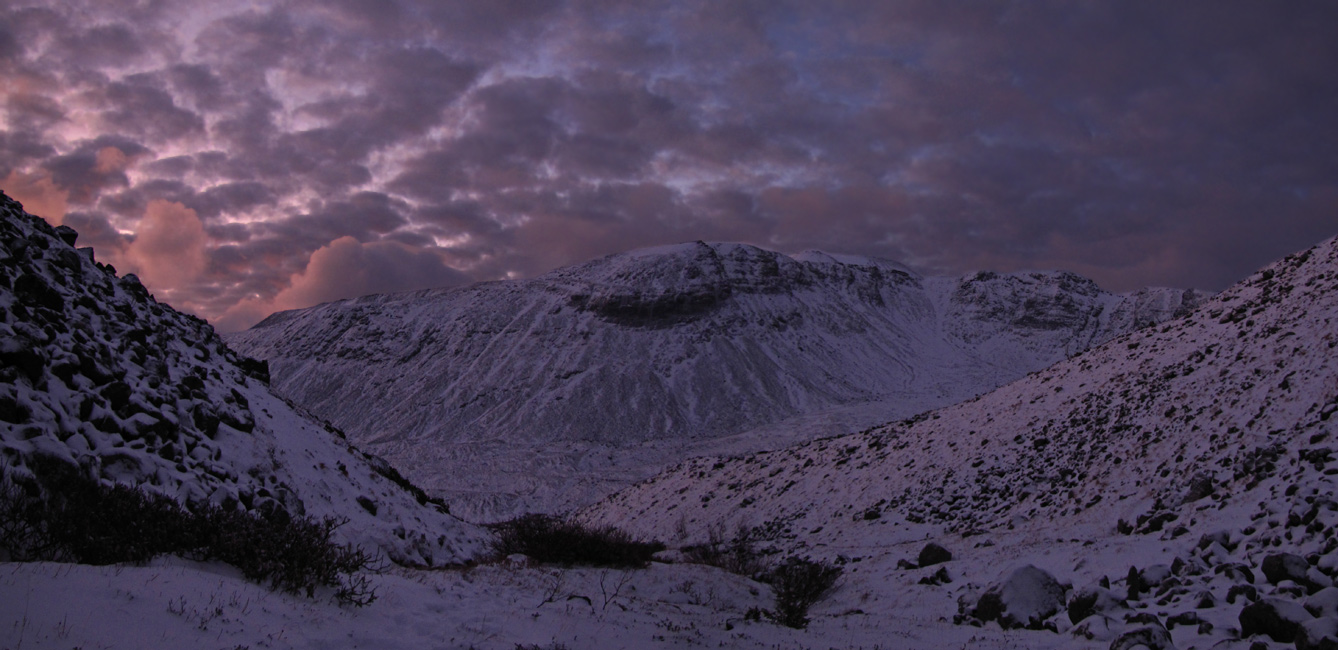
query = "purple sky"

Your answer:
(2, 1), (1336, 331)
